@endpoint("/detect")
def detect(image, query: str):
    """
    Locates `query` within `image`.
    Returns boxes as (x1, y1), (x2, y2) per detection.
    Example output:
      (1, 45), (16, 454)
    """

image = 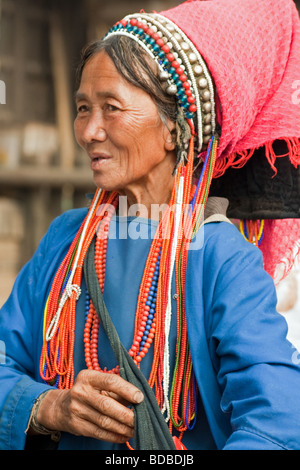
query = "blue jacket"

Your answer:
(0, 208), (300, 450)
